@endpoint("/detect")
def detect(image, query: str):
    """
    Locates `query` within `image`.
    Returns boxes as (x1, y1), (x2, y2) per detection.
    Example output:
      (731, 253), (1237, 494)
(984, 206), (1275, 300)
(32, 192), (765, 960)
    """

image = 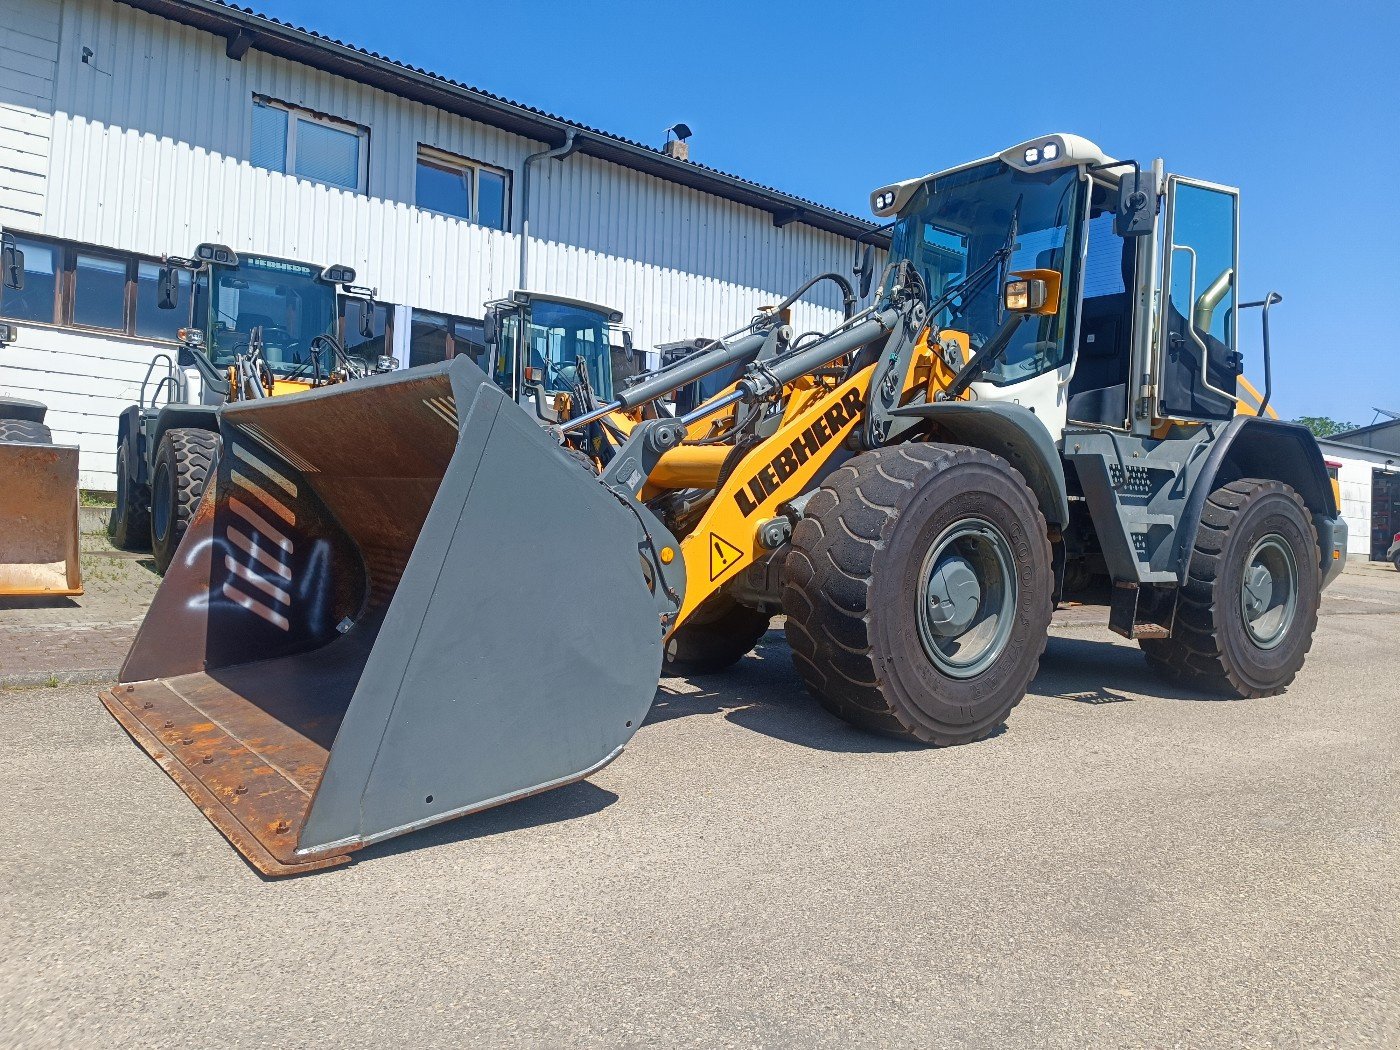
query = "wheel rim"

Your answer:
(1239, 533), (1298, 650)
(152, 460), (171, 543)
(915, 518), (1018, 679)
